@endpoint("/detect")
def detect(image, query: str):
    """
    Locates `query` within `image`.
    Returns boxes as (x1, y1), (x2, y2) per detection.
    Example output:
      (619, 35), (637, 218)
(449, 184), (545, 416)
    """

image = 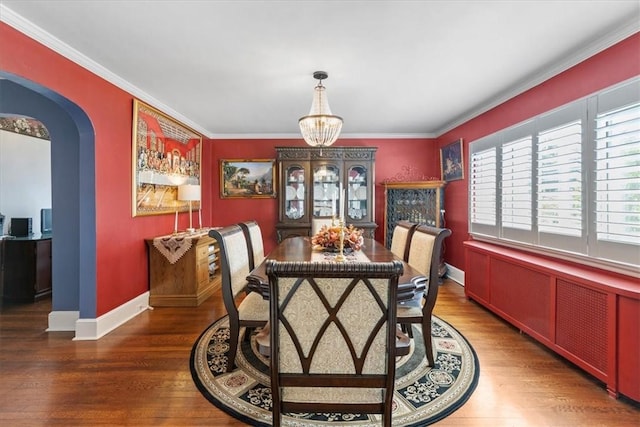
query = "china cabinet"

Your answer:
(382, 181), (445, 249)
(383, 181), (447, 276)
(276, 147), (377, 241)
